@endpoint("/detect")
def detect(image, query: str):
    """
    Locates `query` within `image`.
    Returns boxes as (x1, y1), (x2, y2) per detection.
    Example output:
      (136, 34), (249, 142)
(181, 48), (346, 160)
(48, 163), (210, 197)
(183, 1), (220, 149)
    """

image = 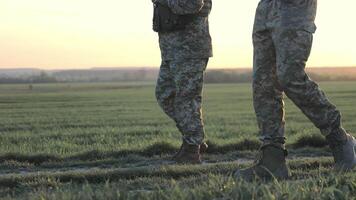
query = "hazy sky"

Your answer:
(1, 0), (356, 69)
